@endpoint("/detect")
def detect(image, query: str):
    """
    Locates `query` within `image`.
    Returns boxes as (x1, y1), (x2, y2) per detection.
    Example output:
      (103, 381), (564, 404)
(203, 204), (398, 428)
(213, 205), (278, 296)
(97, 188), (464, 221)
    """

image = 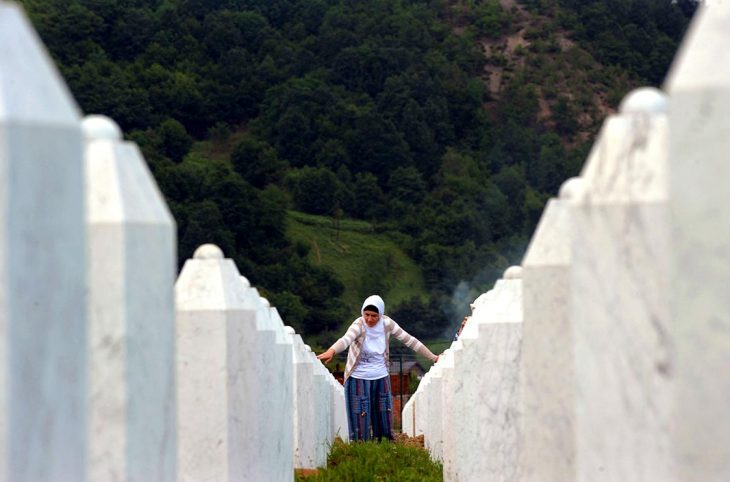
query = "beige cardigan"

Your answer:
(329, 316), (438, 381)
